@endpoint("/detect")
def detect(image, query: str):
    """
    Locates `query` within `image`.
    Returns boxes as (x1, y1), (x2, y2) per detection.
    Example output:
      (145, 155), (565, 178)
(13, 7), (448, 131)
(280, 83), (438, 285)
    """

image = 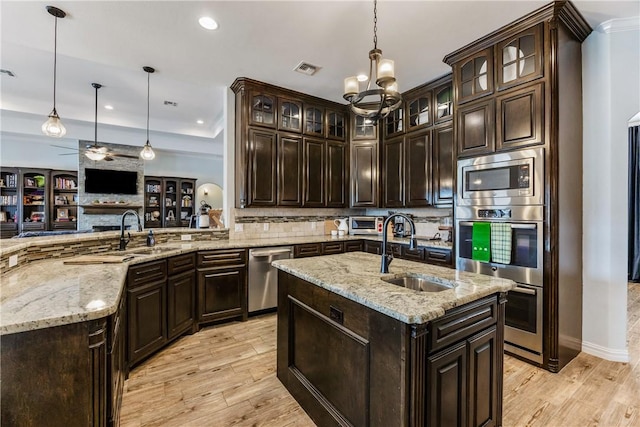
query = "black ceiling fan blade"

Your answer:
(59, 153), (78, 156)
(110, 153), (139, 159)
(51, 144), (80, 151)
